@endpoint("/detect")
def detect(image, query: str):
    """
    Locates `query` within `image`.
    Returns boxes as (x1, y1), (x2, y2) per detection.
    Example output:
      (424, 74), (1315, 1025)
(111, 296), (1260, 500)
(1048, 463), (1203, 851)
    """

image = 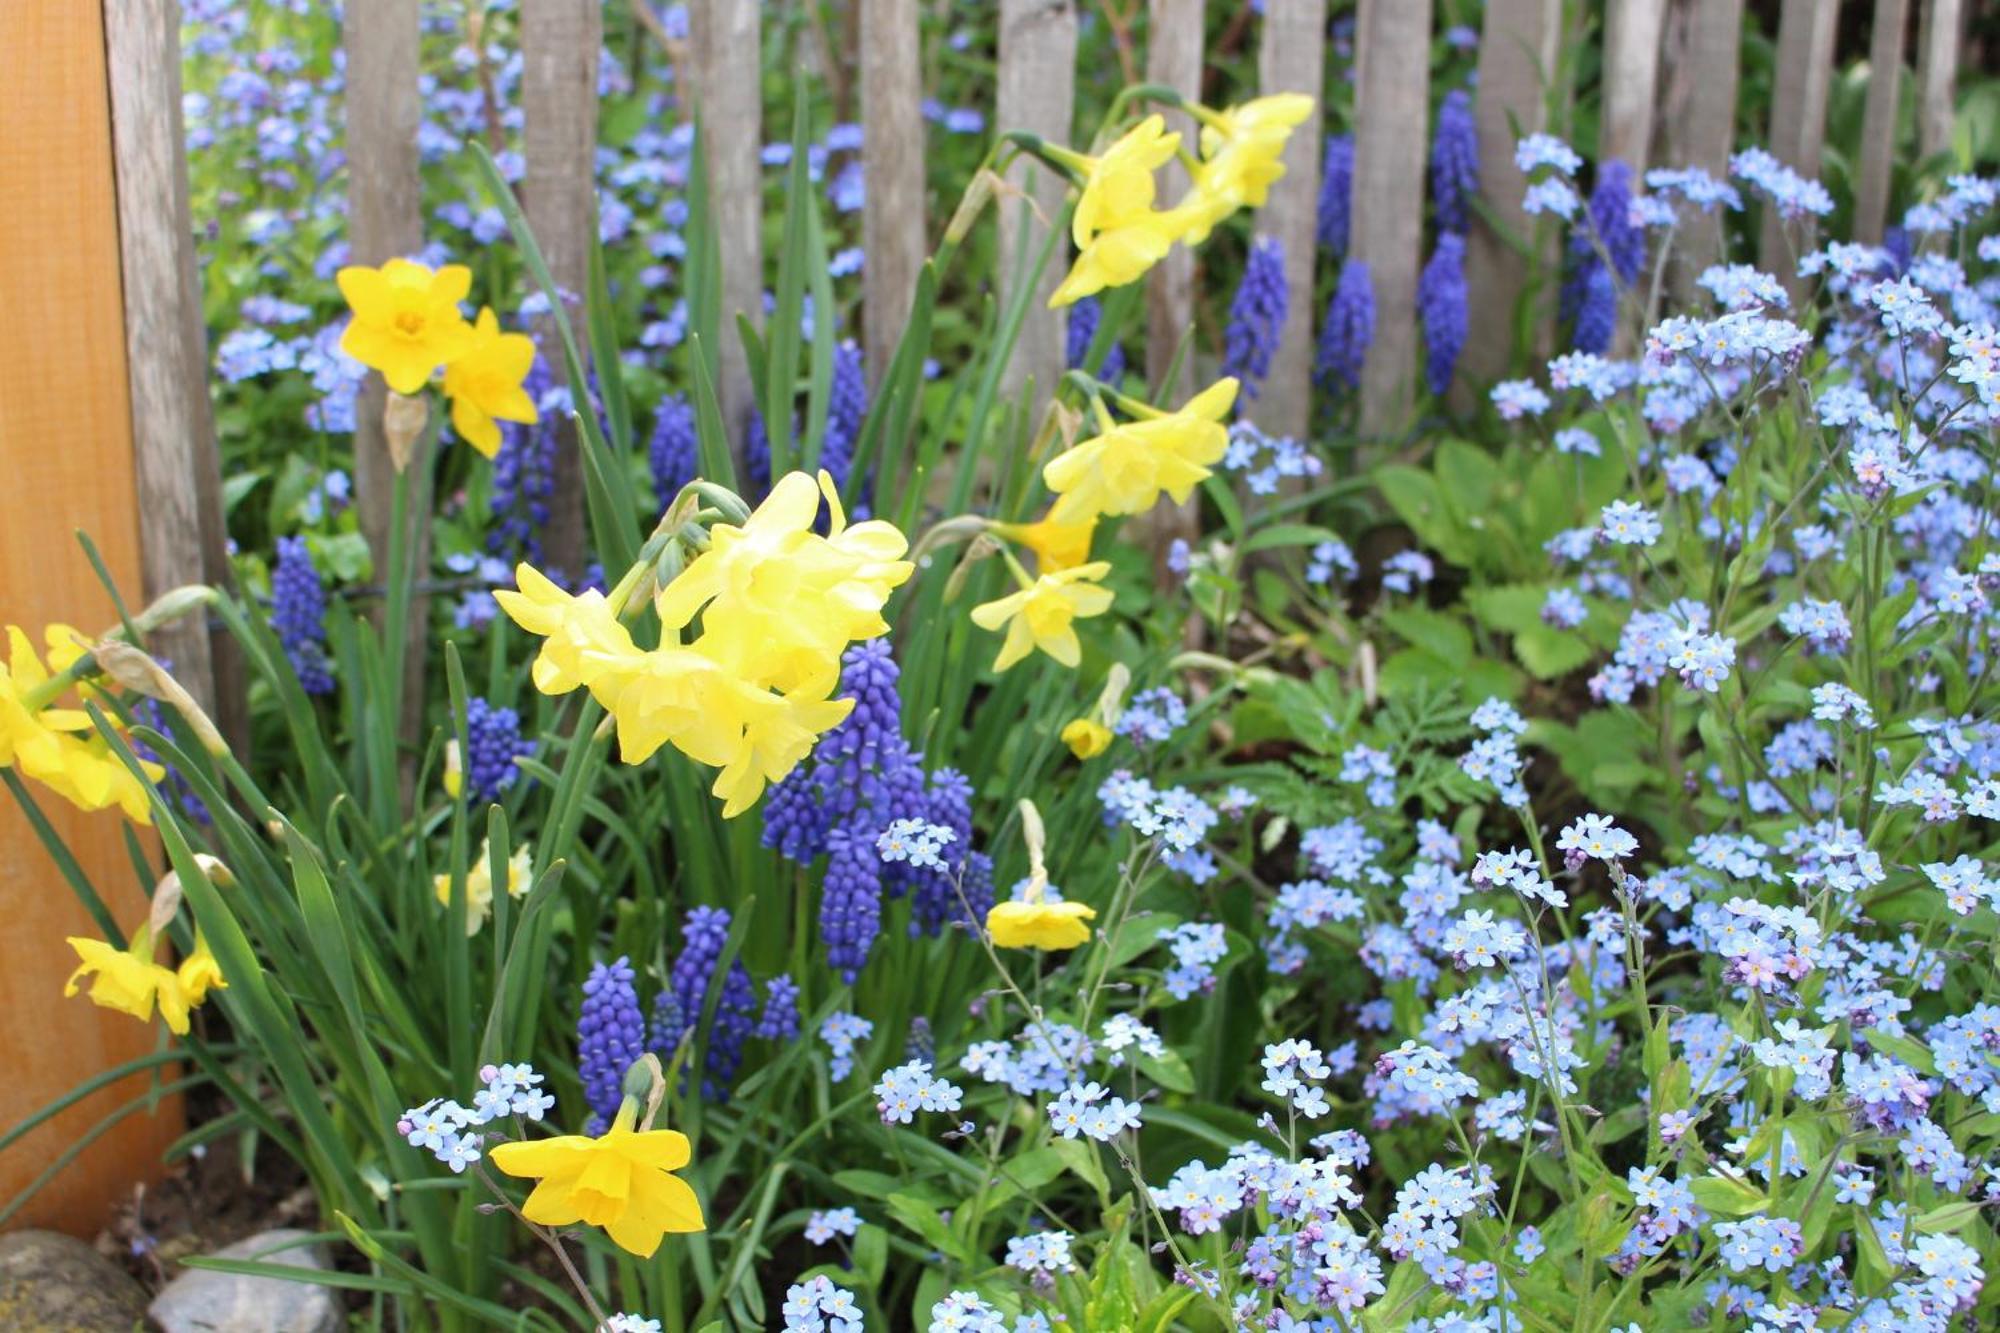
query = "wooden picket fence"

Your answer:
(99, 0), (1979, 713)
